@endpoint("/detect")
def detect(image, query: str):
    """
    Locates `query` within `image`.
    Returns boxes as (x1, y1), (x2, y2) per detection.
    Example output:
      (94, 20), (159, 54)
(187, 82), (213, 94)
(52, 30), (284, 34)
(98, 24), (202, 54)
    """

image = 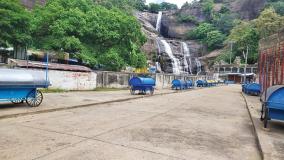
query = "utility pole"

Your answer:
(243, 46), (249, 83)
(230, 42), (233, 64)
